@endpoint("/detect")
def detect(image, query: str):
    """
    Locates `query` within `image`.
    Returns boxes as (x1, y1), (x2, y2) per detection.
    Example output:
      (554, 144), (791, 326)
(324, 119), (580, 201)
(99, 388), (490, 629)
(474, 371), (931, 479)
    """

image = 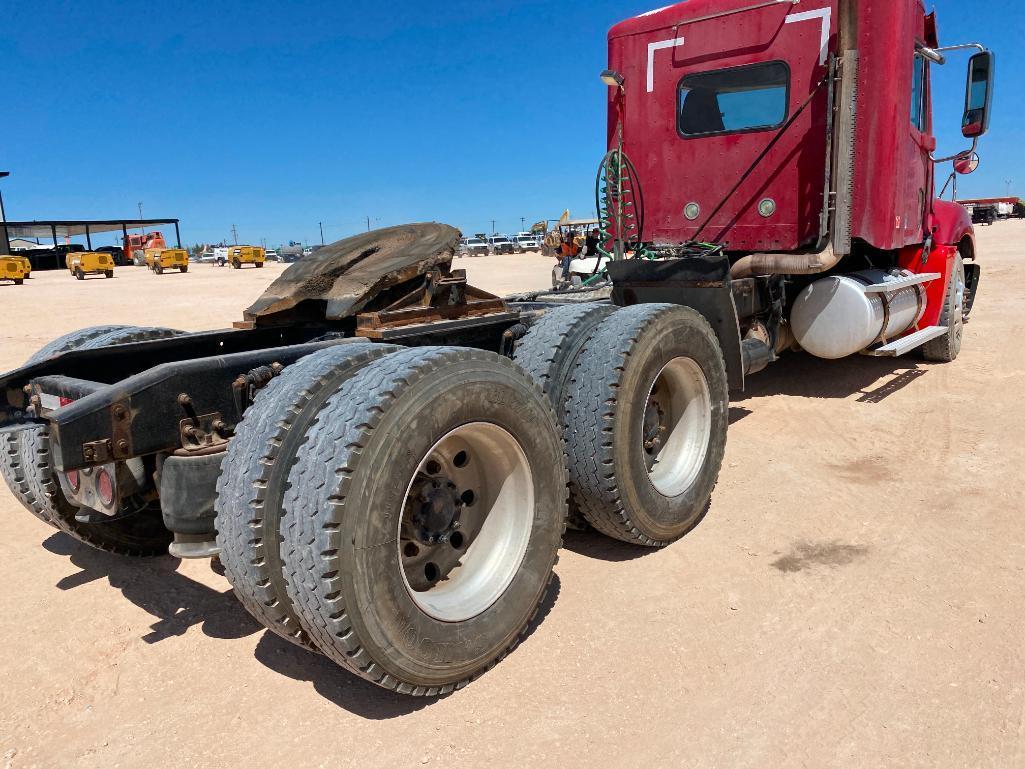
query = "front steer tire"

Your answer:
(566, 304), (729, 547)
(215, 342), (399, 649)
(280, 347), (567, 695)
(922, 254), (965, 363)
